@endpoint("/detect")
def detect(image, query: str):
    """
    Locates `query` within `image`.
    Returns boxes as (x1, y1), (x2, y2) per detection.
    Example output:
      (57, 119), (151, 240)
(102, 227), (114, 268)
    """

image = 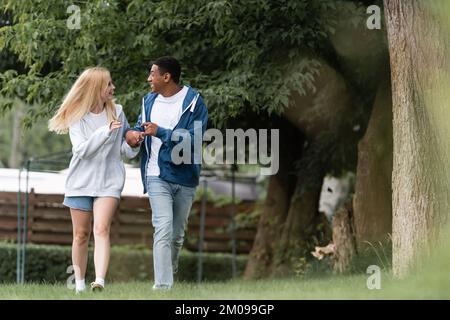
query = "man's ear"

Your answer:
(164, 73), (171, 83)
